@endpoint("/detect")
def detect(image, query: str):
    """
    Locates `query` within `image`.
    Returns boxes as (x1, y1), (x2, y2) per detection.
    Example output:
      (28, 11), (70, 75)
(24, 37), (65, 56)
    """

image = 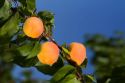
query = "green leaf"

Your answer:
(0, 12), (19, 44)
(19, 6), (32, 16)
(51, 65), (76, 83)
(27, 0), (36, 13)
(1, 46), (18, 62)
(17, 41), (40, 59)
(18, 0), (36, 12)
(84, 74), (97, 83)
(62, 47), (70, 55)
(0, 0), (5, 8)
(60, 74), (81, 83)
(81, 58), (88, 68)
(26, 41), (40, 59)
(0, 44), (20, 62)
(38, 80), (50, 83)
(36, 57), (64, 75)
(110, 66), (125, 83)
(38, 11), (54, 36)
(13, 56), (38, 67)
(18, 0), (36, 16)
(17, 44), (33, 57)
(18, 0), (27, 7)
(0, 0), (12, 21)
